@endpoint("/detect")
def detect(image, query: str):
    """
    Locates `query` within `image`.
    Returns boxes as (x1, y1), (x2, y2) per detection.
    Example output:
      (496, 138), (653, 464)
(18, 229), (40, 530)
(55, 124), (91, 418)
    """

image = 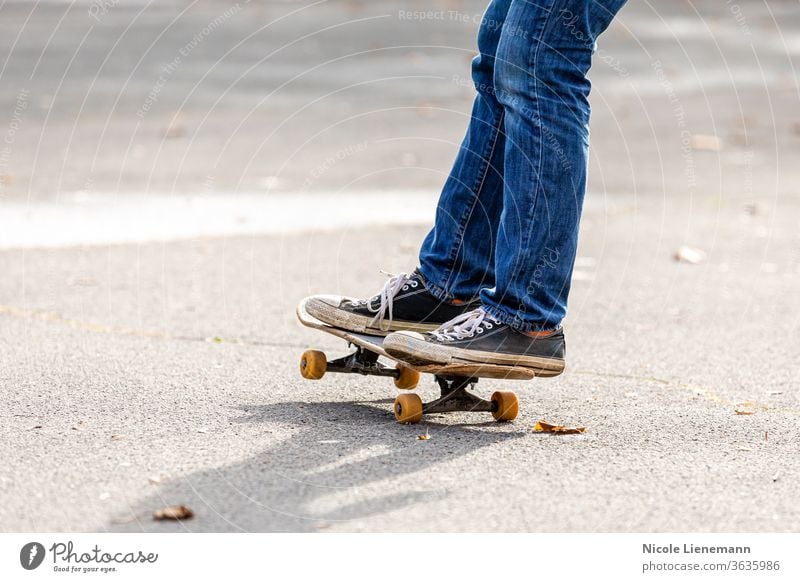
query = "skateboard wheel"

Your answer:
(300, 350), (327, 380)
(394, 393), (423, 424)
(393, 364), (420, 390)
(490, 391), (519, 422)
